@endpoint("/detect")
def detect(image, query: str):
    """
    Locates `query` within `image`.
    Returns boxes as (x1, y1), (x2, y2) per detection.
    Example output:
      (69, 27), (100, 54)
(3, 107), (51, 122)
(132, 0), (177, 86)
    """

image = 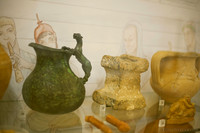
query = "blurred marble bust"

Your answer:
(123, 24), (138, 56)
(182, 22), (196, 52)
